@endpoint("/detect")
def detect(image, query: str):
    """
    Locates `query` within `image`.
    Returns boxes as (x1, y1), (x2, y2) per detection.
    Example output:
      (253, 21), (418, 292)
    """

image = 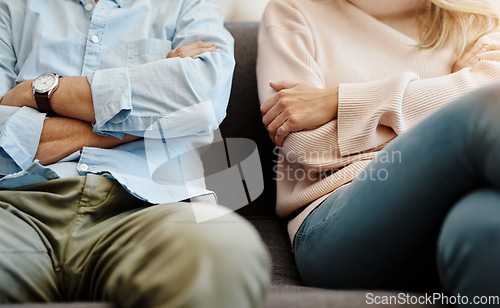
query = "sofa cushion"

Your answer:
(221, 22), (277, 218)
(266, 286), (450, 308)
(249, 218), (302, 286)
